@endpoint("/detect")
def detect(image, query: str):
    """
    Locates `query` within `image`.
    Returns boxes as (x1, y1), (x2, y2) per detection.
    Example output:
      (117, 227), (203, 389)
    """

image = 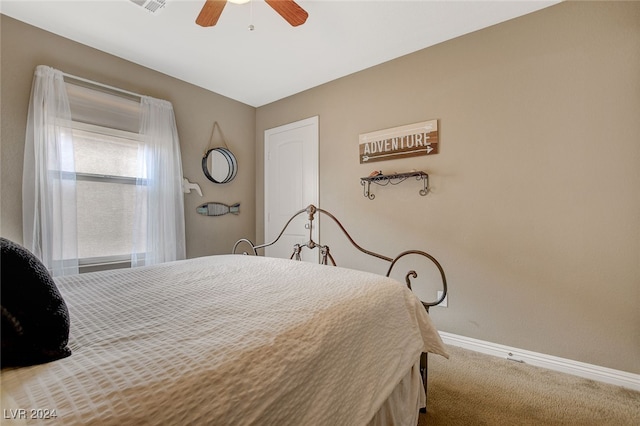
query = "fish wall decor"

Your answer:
(196, 202), (240, 216)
